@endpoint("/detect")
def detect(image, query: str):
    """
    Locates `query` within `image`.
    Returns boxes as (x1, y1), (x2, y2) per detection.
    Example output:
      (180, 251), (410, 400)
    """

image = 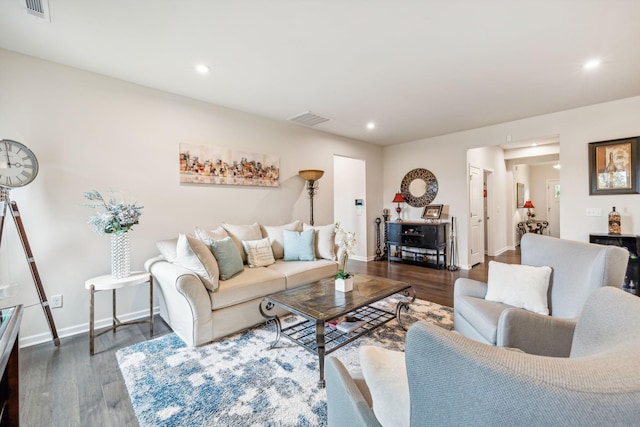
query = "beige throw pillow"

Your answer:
(222, 222), (263, 263)
(242, 237), (276, 267)
(175, 234), (220, 291)
(303, 223), (336, 260)
(156, 238), (178, 262)
(485, 261), (552, 315)
(262, 220), (301, 259)
(194, 226), (229, 246)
